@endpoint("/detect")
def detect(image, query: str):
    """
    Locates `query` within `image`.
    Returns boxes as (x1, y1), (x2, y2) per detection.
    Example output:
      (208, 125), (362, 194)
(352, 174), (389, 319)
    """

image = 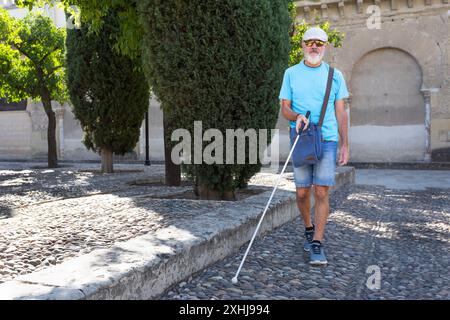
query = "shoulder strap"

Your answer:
(318, 67), (334, 127)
